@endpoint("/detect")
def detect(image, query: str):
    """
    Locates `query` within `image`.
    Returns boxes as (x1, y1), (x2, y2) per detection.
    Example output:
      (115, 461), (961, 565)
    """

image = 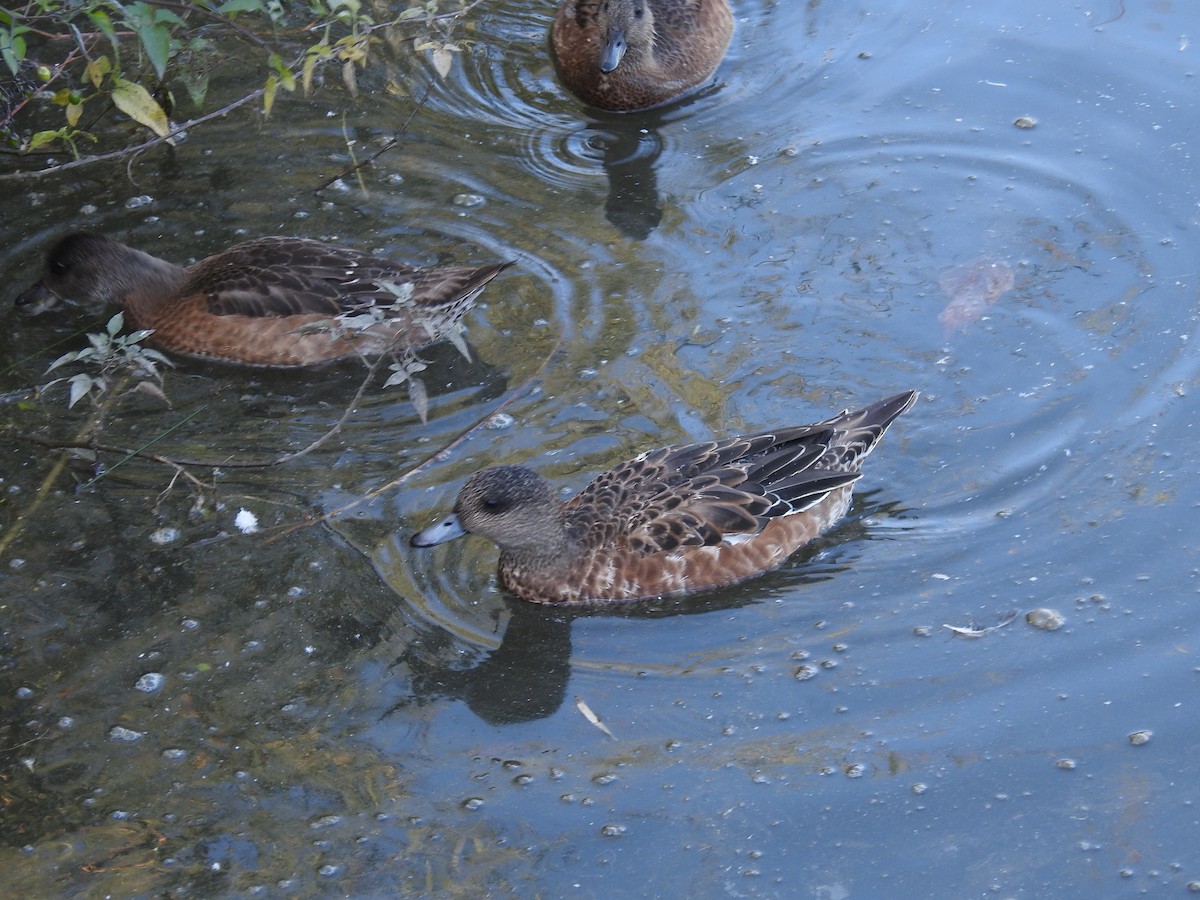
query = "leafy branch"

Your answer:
(42, 311), (173, 409)
(1, 0), (483, 165)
